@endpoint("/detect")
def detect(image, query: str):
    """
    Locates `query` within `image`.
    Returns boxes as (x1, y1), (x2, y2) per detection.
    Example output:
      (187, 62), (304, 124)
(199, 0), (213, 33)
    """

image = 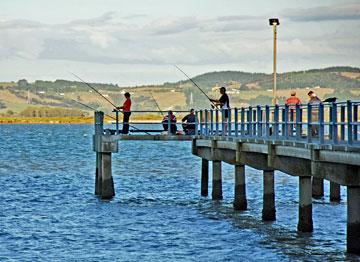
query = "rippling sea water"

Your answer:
(0, 124), (359, 261)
